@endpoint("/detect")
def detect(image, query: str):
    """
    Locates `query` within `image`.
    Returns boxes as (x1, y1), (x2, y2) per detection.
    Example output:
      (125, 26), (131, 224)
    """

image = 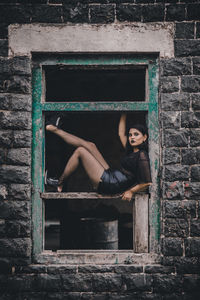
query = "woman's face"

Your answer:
(128, 128), (147, 149)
